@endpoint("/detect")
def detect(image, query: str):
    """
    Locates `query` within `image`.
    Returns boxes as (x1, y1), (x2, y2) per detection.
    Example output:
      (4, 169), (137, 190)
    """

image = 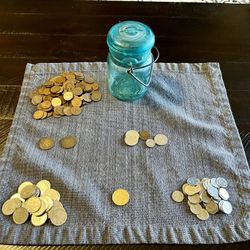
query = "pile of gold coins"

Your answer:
(29, 72), (102, 119)
(172, 177), (232, 221)
(1, 180), (67, 226)
(124, 130), (168, 148)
